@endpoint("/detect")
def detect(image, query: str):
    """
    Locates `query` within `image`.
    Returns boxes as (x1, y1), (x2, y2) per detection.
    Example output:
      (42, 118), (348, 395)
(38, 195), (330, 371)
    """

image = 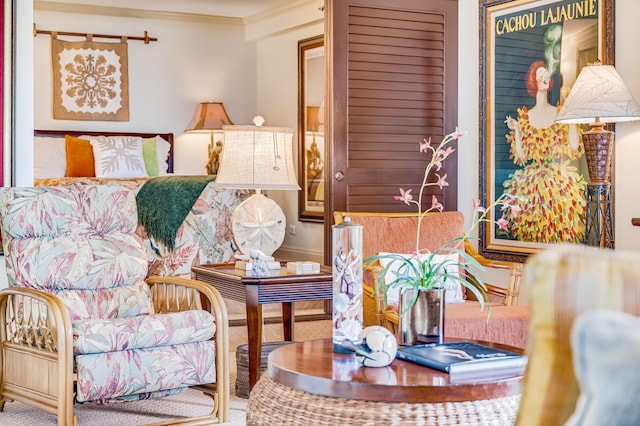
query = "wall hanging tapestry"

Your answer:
(51, 35), (130, 121)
